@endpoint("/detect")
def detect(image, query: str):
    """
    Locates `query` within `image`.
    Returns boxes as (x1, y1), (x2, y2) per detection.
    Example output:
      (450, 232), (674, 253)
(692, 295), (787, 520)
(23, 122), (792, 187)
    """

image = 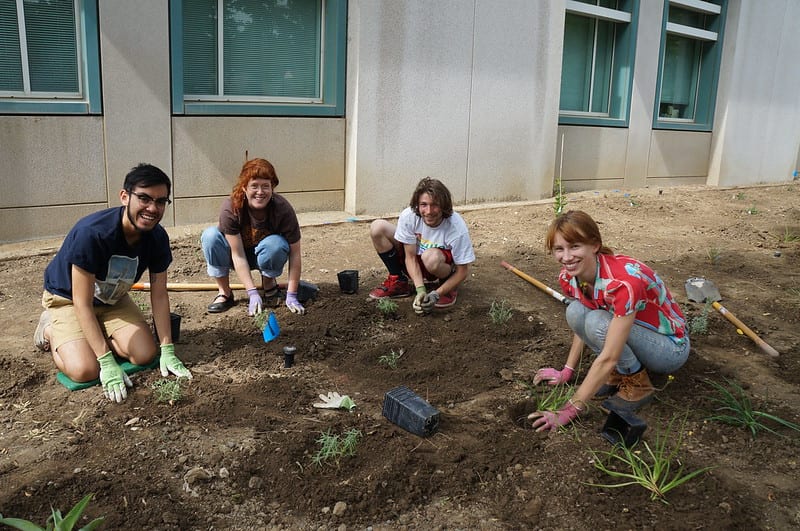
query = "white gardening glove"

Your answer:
(313, 392), (356, 411)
